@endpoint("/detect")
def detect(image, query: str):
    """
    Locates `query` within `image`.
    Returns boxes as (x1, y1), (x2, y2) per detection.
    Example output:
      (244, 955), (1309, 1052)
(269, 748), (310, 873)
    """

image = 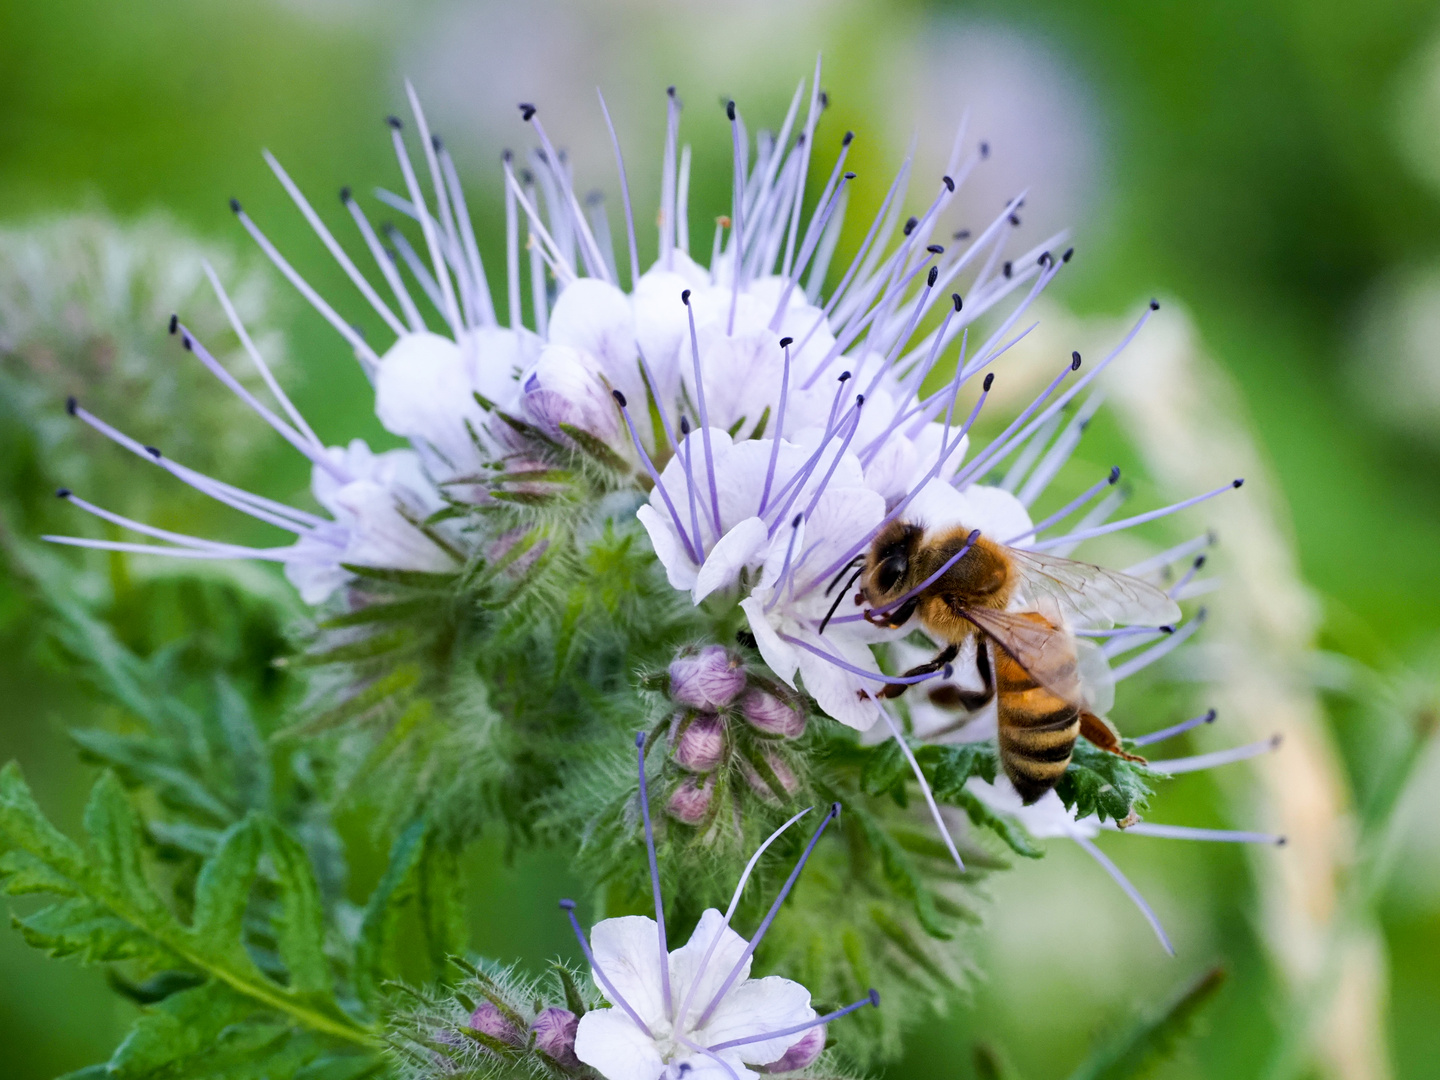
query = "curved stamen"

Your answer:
(1108, 822), (1286, 845)
(693, 803), (842, 1029)
(1006, 465), (1120, 546)
(634, 732), (673, 1019)
(706, 989), (879, 1054)
(1131, 709), (1217, 748)
(679, 419), (706, 561)
(1110, 610), (1206, 680)
(1147, 736), (1282, 775)
(878, 705), (965, 873)
(1168, 555), (1208, 599)
(598, 89), (641, 287)
(764, 515), (805, 613)
(796, 396), (865, 523)
(615, 391), (700, 565)
(681, 291), (723, 534)
(1027, 481), (1243, 554)
(1071, 835), (1174, 955)
(559, 900), (654, 1038)
(1124, 532), (1214, 579)
(756, 339), (793, 516)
